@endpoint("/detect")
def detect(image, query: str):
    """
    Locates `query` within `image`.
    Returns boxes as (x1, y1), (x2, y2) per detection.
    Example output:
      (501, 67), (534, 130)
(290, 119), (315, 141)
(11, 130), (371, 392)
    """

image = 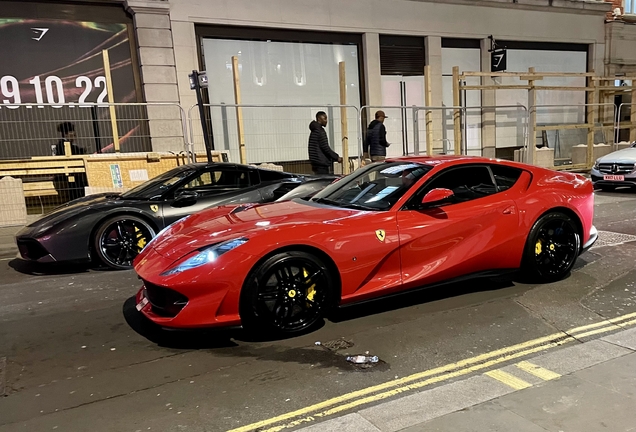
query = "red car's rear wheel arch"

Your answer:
(521, 211), (581, 283)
